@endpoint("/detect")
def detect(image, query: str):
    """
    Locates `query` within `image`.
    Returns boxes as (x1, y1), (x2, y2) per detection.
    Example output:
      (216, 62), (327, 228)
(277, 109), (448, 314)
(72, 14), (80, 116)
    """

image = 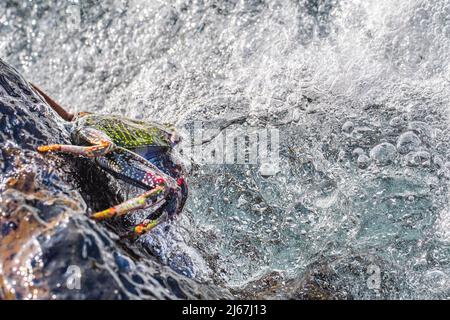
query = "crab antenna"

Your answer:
(30, 83), (74, 122)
